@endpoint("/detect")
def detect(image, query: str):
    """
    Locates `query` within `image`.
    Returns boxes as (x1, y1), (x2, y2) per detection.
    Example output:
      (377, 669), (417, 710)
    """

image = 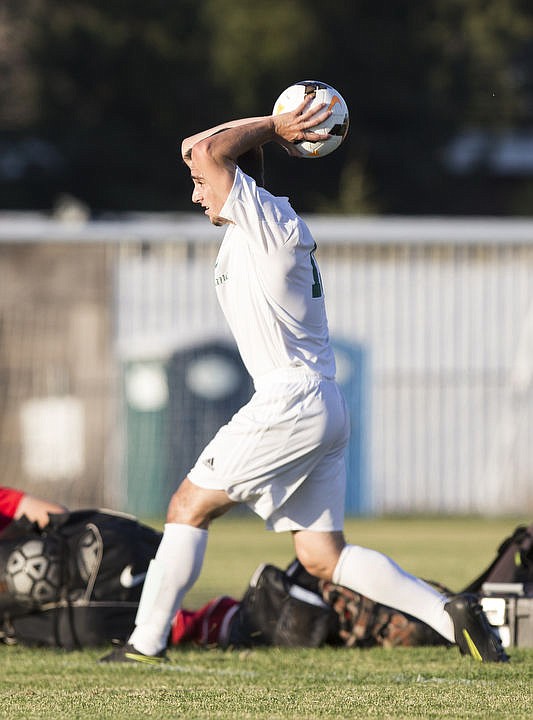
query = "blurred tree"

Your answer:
(282, 0), (533, 213)
(202, 0), (319, 114)
(0, 0), (532, 214)
(0, 0), (39, 128)
(22, 0), (217, 209)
